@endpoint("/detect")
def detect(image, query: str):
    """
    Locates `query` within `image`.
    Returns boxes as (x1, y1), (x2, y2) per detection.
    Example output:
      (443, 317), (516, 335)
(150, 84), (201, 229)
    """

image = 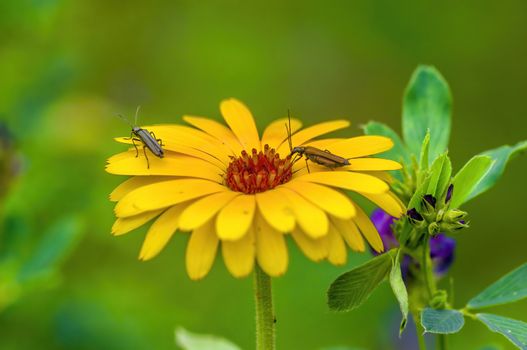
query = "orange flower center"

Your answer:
(225, 144), (293, 194)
